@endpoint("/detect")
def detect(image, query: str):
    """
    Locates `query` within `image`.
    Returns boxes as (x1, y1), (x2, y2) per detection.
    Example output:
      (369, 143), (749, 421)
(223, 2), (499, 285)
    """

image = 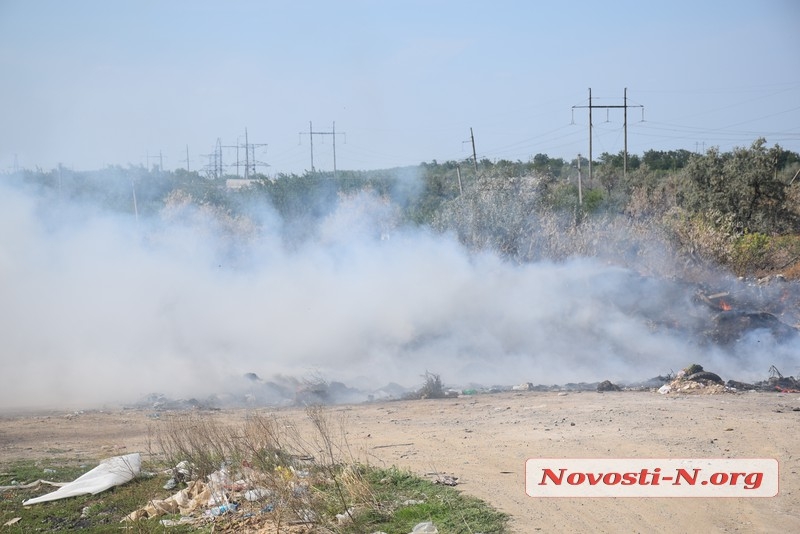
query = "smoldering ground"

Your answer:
(0, 177), (797, 410)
